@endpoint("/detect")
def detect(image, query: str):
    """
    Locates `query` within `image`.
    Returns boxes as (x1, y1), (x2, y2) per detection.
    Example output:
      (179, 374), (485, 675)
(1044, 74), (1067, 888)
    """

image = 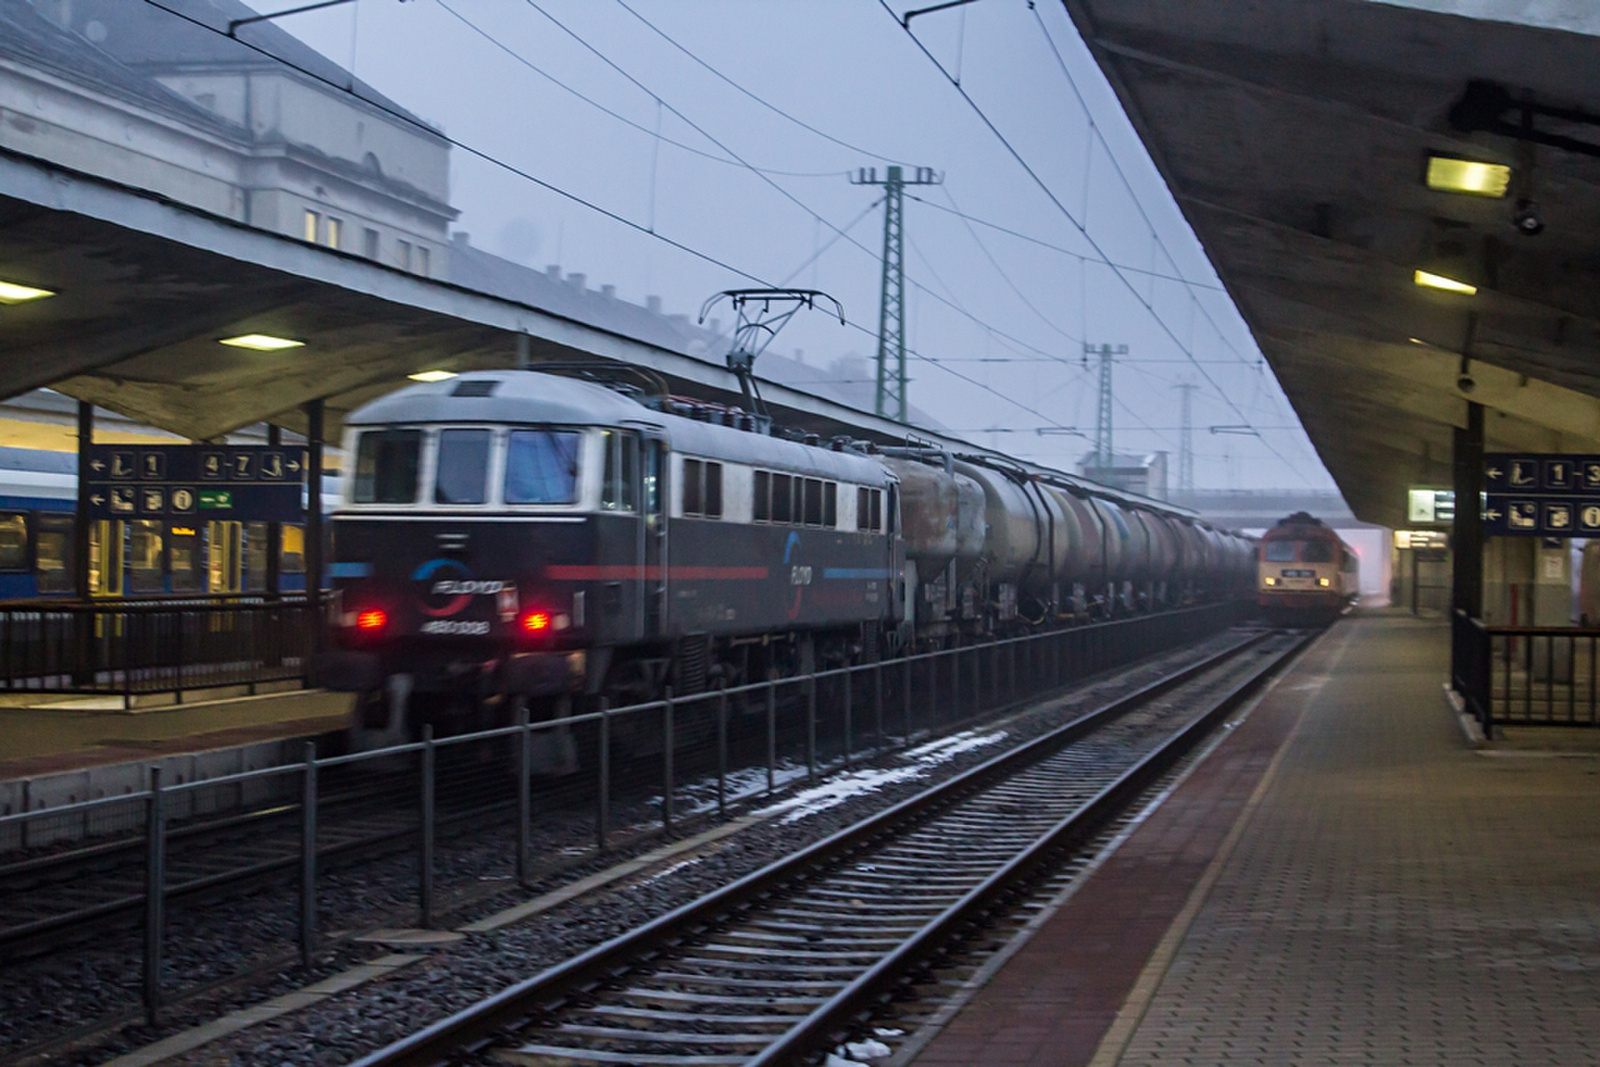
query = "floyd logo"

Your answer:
(411, 558), (506, 618)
